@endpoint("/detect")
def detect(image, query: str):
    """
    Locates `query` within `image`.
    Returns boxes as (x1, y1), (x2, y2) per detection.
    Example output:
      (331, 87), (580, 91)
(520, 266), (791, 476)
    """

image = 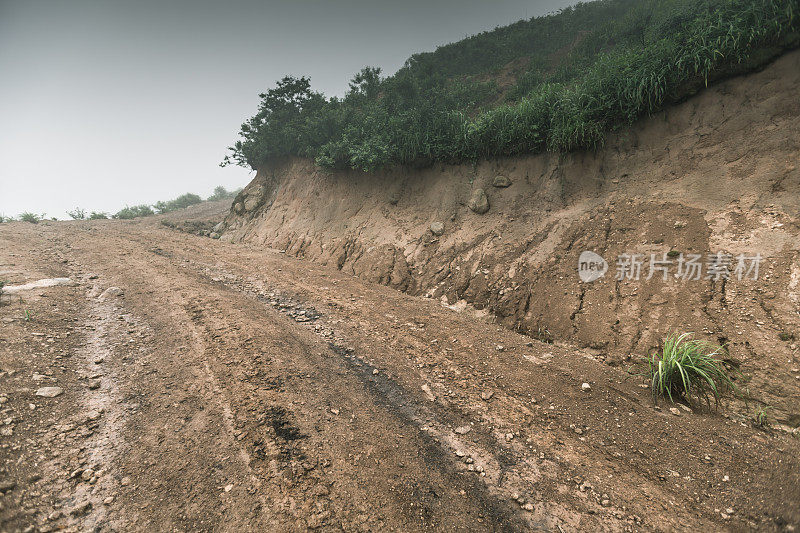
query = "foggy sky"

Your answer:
(0, 0), (577, 219)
